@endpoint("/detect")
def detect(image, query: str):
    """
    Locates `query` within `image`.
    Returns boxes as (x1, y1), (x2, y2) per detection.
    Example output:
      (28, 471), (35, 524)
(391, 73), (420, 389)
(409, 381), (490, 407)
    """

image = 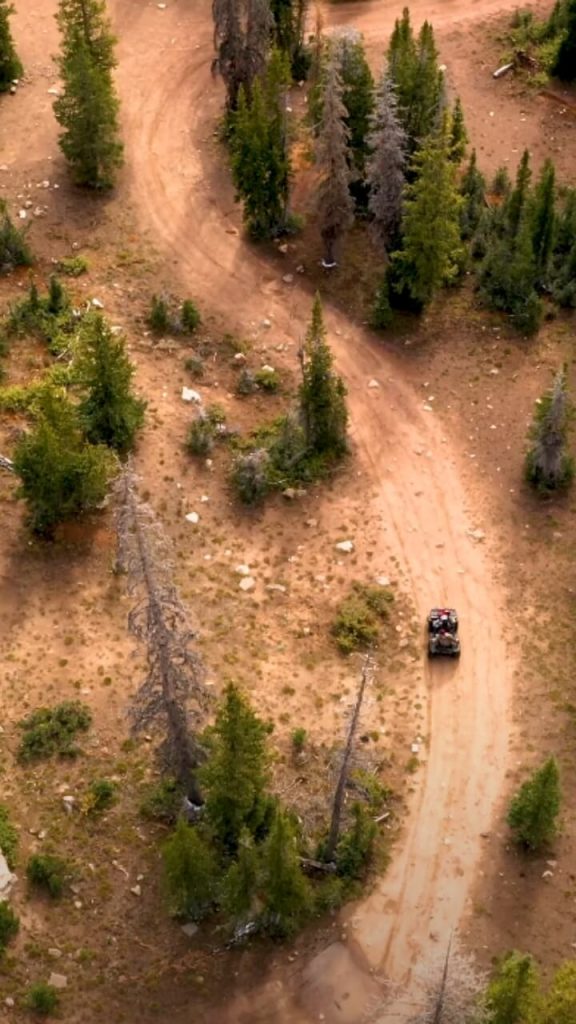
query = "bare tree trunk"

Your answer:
(324, 655), (373, 861)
